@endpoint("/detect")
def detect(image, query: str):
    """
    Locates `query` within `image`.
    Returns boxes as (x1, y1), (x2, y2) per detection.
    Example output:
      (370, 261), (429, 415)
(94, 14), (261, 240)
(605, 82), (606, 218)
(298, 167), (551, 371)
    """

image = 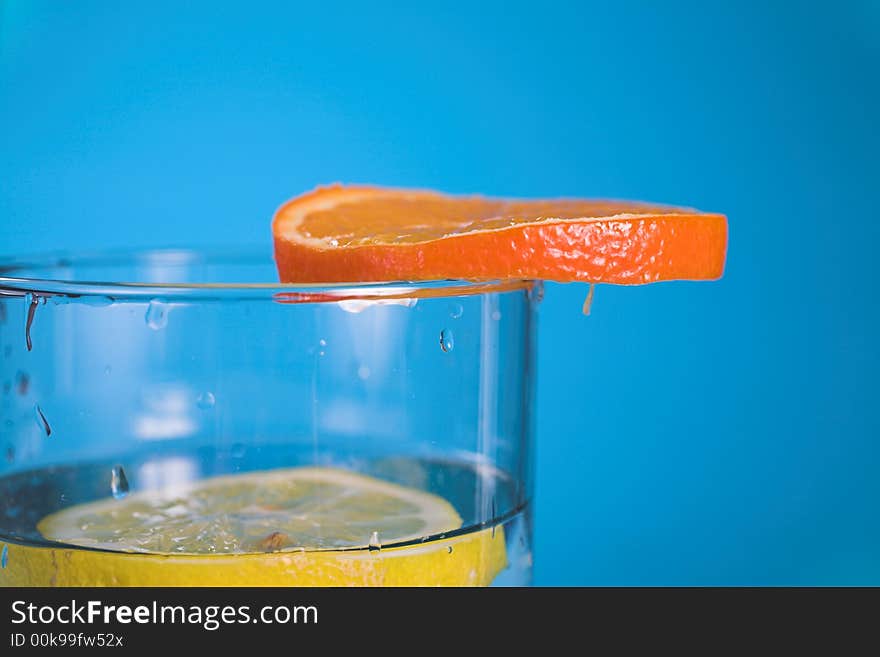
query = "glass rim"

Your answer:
(0, 247), (536, 301)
